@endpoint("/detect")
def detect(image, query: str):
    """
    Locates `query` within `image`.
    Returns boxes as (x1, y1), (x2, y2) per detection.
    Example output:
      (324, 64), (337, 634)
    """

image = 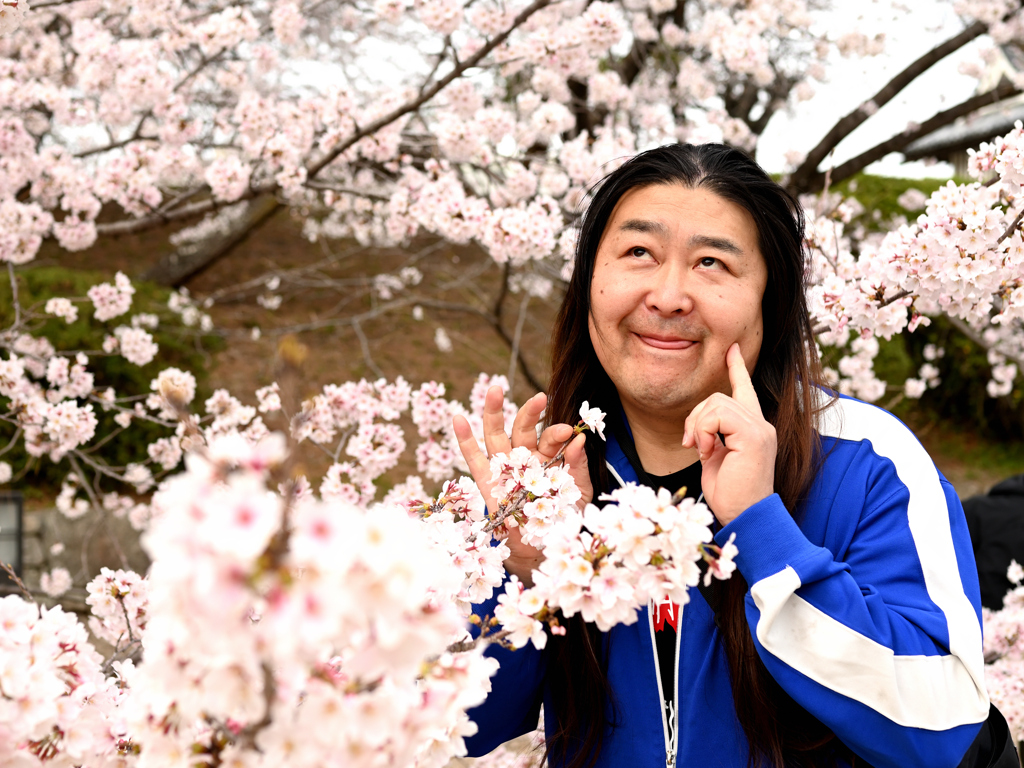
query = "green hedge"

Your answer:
(0, 267), (221, 501)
